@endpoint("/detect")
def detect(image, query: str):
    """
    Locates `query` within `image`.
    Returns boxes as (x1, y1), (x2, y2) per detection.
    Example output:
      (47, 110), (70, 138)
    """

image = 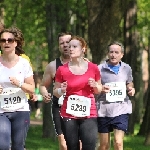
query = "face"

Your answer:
(108, 44), (124, 65)
(59, 35), (71, 57)
(0, 32), (17, 53)
(69, 39), (84, 58)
